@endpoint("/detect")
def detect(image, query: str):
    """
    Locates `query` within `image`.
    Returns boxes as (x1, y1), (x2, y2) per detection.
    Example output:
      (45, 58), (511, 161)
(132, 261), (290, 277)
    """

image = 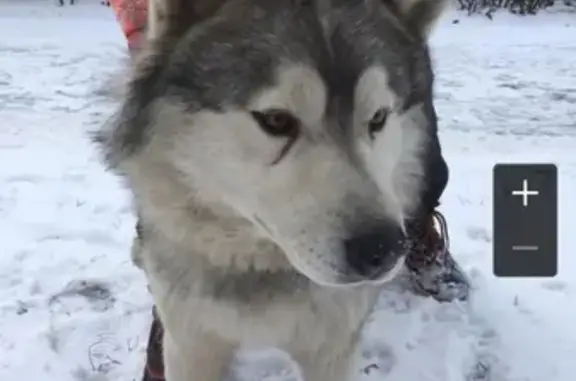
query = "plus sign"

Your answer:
(511, 179), (539, 207)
